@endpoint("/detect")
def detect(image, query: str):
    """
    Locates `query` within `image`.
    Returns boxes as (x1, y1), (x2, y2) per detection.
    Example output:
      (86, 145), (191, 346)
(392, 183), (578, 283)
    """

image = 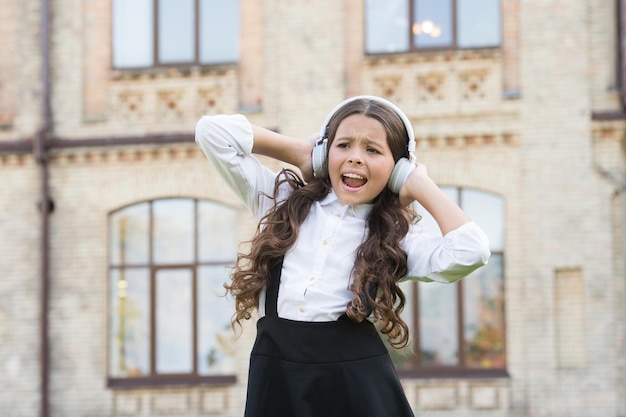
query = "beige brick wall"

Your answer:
(0, 156), (41, 416)
(0, 0), (42, 140)
(1, 0), (625, 416)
